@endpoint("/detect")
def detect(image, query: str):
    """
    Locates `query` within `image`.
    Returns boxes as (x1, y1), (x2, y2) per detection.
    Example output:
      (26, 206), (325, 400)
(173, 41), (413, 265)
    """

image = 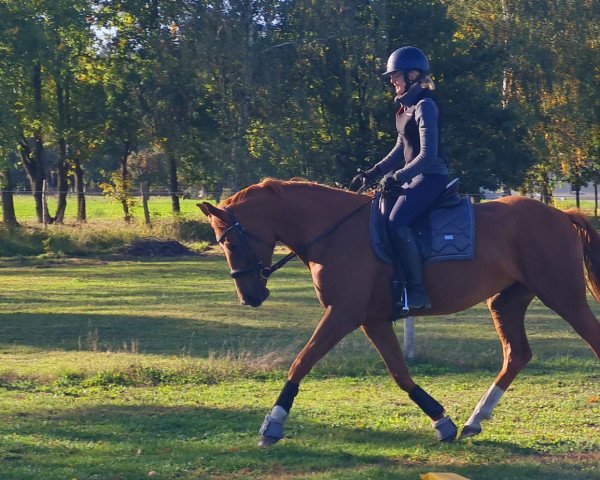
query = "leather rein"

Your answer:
(217, 193), (379, 280)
